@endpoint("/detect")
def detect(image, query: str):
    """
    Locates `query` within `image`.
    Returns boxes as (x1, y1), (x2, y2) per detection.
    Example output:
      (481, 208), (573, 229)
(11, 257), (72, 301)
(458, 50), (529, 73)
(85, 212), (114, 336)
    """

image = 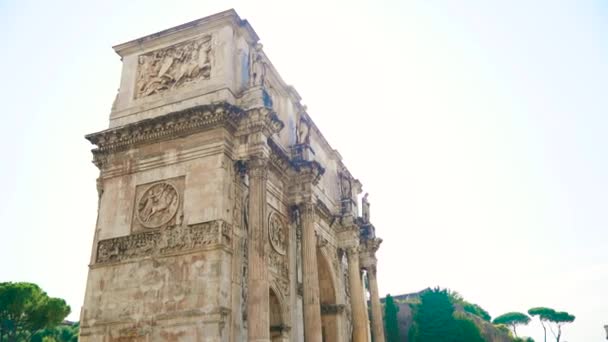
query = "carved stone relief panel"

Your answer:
(268, 211), (289, 296)
(96, 220), (231, 264)
(132, 177), (185, 233)
(268, 212), (287, 255)
(135, 35), (212, 99)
